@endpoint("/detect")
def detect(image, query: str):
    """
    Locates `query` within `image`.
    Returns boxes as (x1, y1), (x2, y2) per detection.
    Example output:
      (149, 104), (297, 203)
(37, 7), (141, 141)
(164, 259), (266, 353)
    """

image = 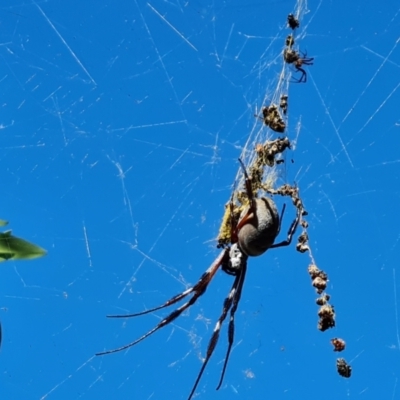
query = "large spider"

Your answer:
(283, 48), (314, 83)
(97, 160), (300, 399)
